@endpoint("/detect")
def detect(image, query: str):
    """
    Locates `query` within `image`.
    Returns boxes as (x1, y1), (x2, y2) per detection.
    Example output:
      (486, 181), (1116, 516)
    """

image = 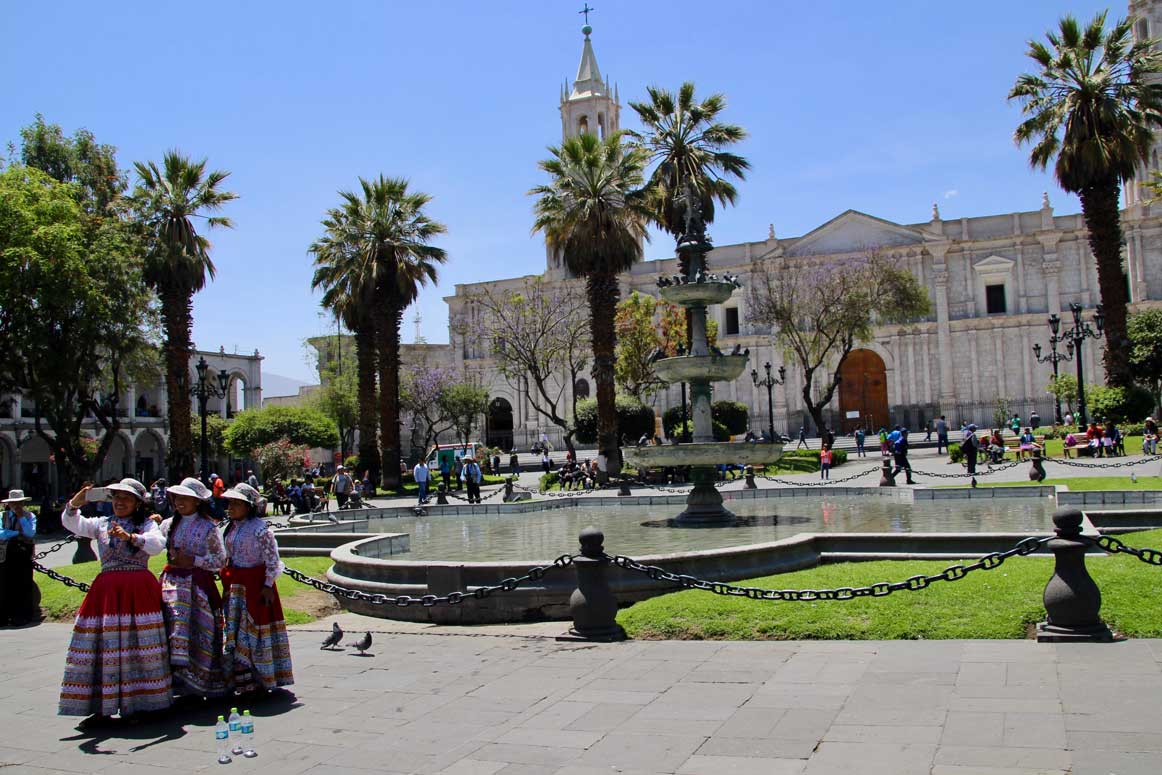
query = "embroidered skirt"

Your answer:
(59, 568), (173, 717)
(161, 565), (227, 696)
(221, 565), (294, 692)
